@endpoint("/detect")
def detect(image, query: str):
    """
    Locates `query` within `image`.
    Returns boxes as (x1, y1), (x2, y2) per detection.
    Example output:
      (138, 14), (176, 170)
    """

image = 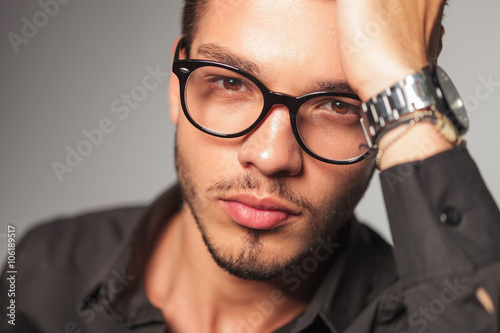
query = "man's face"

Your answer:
(171, 0), (374, 280)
